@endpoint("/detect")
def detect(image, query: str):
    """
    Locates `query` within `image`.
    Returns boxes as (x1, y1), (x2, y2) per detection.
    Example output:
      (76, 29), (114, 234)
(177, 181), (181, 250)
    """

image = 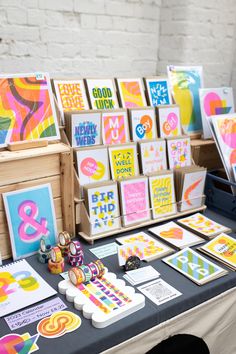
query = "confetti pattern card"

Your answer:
(84, 181), (120, 235)
(117, 231), (173, 262)
(101, 109), (130, 145)
(119, 177), (150, 227)
(108, 143), (139, 180)
(76, 146), (110, 186)
(86, 78), (119, 110)
(65, 110), (101, 148)
(167, 65), (203, 134)
(0, 72), (60, 148)
(199, 87), (234, 139)
(118, 243), (145, 266)
(128, 107), (157, 141)
(145, 77), (172, 106)
(149, 171), (176, 219)
(157, 105), (182, 138)
(139, 139), (167, 174)
(149, 221), (203, 249)
(163, 247), (228, 285)
(116, 78), (147, 108)
(166, 136), (191, 169)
